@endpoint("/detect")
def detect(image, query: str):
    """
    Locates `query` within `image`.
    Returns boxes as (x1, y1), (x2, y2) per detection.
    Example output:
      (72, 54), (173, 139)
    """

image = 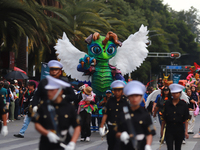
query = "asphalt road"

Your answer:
(0, 114), (200, 150)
